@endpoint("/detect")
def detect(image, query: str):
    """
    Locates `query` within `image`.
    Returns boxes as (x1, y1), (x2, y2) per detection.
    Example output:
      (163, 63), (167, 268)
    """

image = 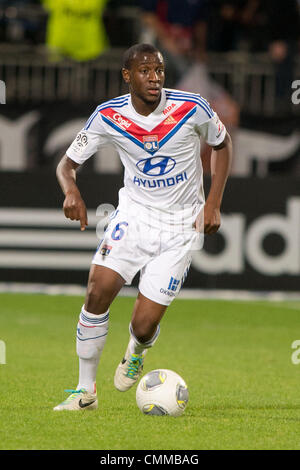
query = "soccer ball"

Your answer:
(136, 369), (189, 417)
